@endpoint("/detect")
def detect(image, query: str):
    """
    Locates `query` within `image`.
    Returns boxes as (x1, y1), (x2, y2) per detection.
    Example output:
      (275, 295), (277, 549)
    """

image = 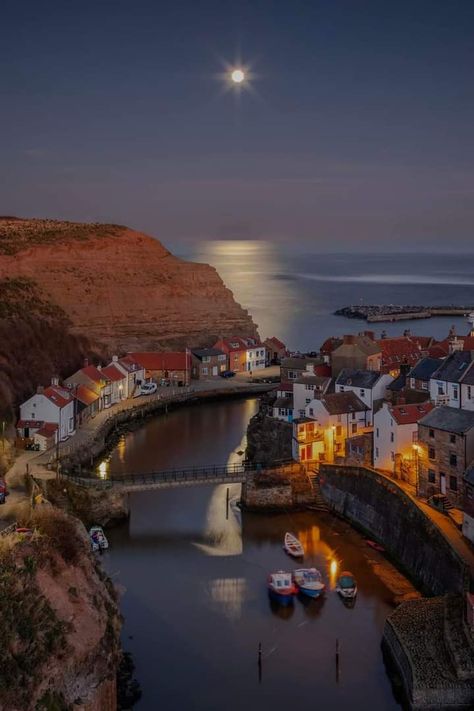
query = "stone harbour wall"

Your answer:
(241, 464), (314, 511)
(319, 464), (468, 595)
